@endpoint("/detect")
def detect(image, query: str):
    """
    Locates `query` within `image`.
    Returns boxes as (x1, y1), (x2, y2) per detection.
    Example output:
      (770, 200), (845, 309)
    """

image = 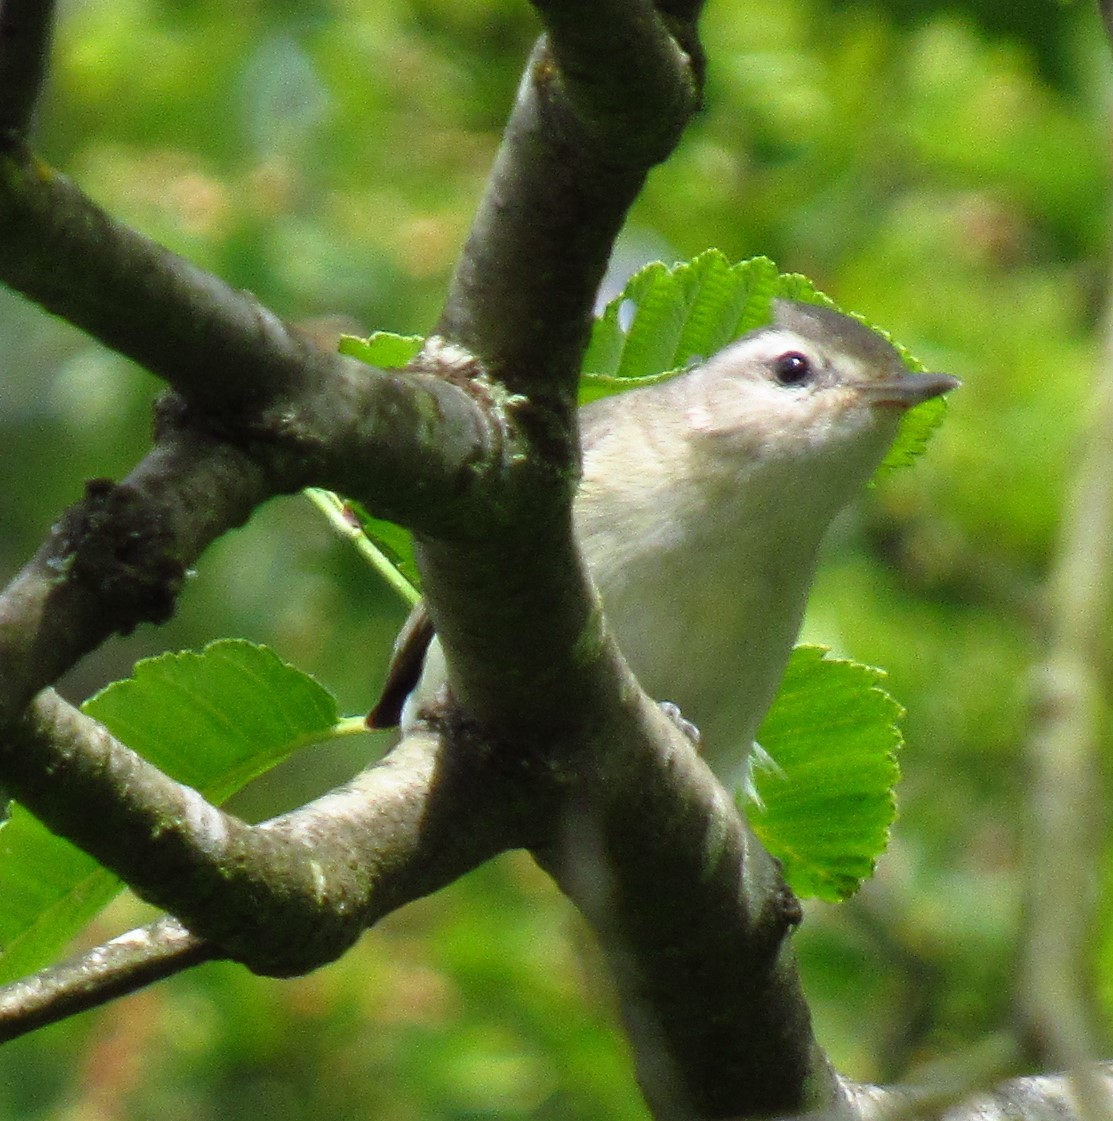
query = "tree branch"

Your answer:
(1014, 276), (1113, 1116)
(0, 6), (844, 1118)
(0, 916), (212, 1044)
(0, 352), (498, 729)
(536, 698), (843, 1118)
(410, 8), (845, 1113)
(0, 695), (539, 981)
(419, 0), (705, 745)
(0, 0), (56, 139)
(841, 1064), (1113, 1121)
(533, 0), (699, 150)
(0, 427), (272, 727)
(0, 145), (489, 451)
(436, 0), (700, 397)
